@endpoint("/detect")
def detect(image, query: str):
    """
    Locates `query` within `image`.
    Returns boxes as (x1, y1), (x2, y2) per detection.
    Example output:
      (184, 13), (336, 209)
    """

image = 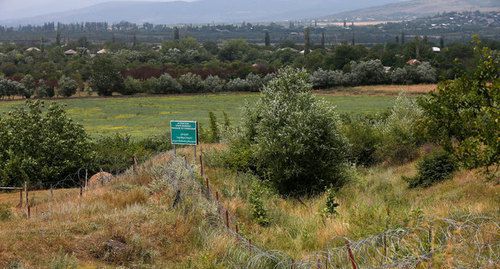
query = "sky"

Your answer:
(0, 0), (194, 20)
